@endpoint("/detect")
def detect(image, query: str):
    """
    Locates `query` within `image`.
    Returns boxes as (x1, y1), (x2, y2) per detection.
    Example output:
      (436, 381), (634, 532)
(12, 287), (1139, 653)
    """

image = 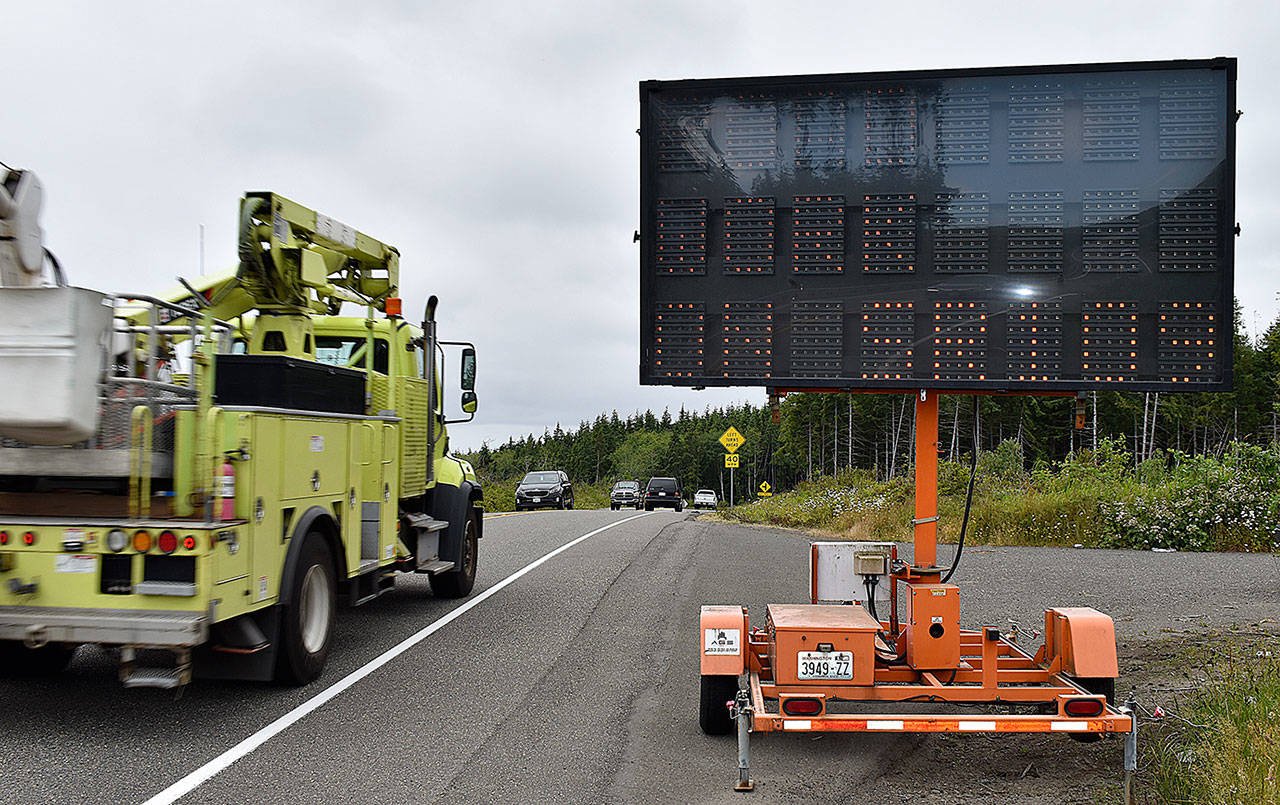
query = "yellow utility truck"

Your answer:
(0, 176), (483, 688)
